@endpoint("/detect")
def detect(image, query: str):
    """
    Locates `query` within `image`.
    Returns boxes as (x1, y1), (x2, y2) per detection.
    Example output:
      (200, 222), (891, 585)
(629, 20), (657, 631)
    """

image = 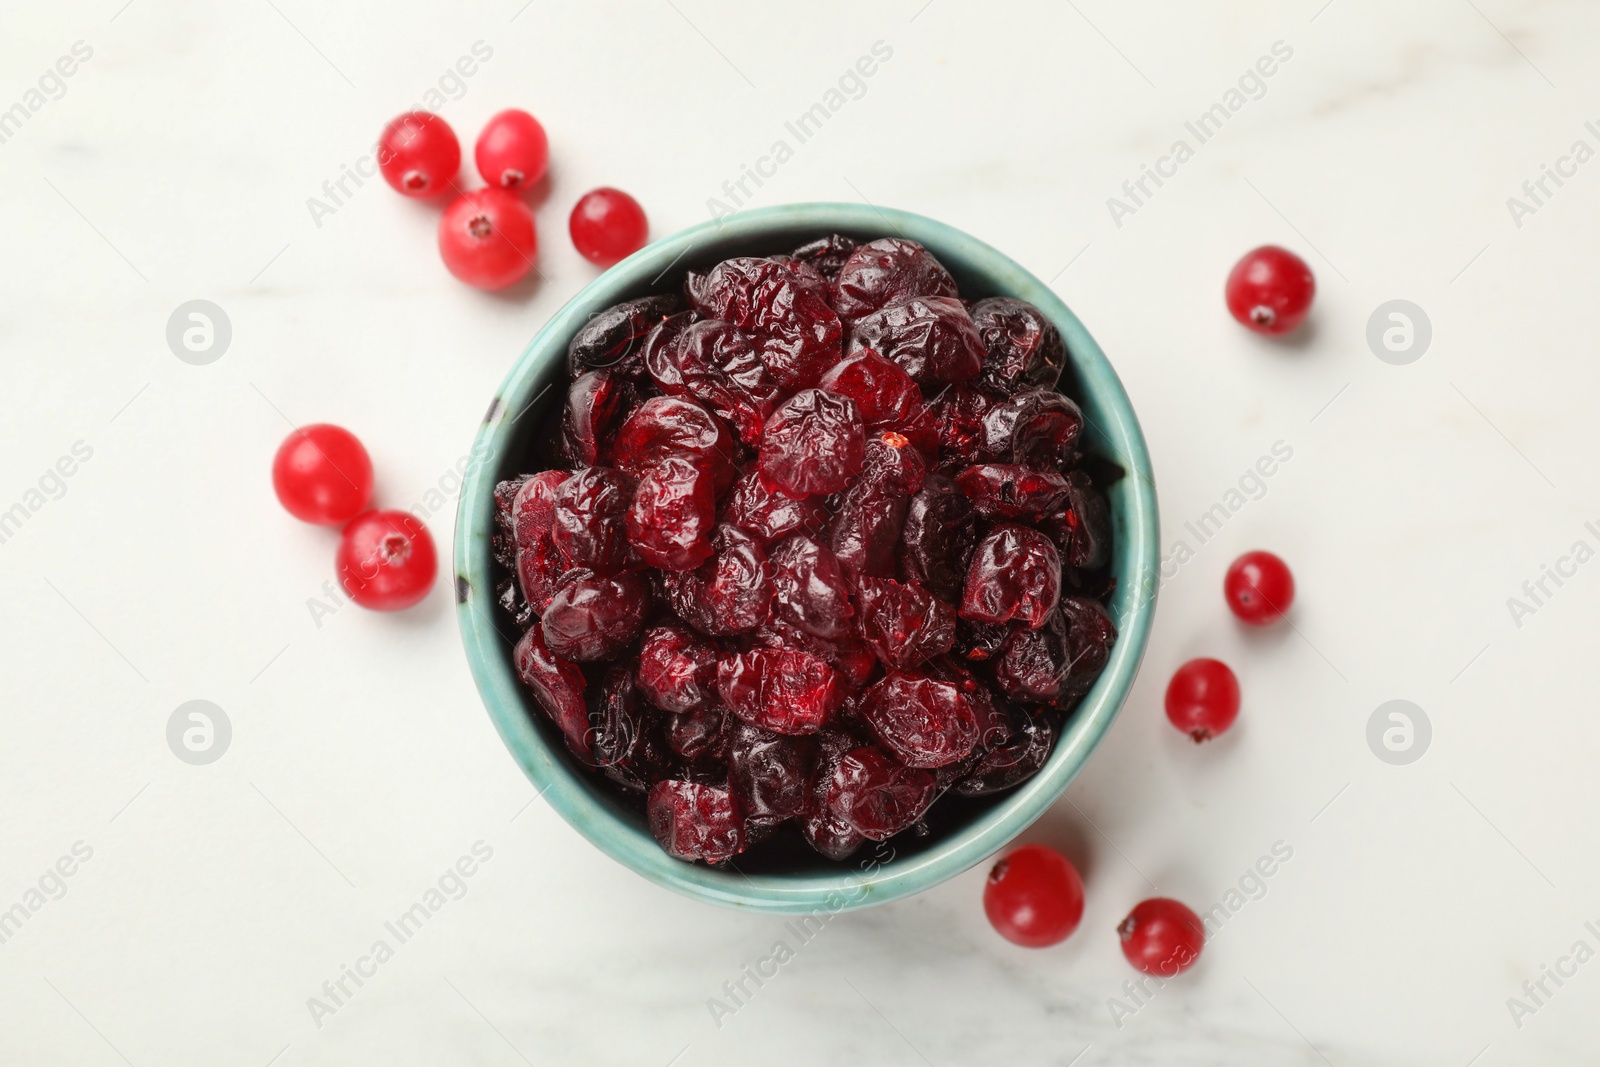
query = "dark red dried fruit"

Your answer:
(856, 577), (956, 670)
(625, 457), (716, 570)
(994, 612), (1070, 704)
(612, 395), (738, 493)
(717, 648), (842, 735)
(660, 524), (772, 636)
(801, 732), (870, 860)
(648, 780), (745, 864)
(515, 536), (565, 614)
(510, 470), (569, 552)
(831, 238), (958, 322)
(826, 746), (937, 840)
(953, 617), (1011, 663)
(567, 293), (682, 380)
(728, 722), (818, 821)
(955, 707), (1056, 796)
(664, 705), (731, 762)
(646, 318), (780, 444)
(931, 385), (995, 470)
(551, 466), (636, 575)
(969, 297), (1066, 396)
(722, 469), (829, 545)
(637, 624), (719, 712)
(981, 389), (1083, 470)
(859, 672), (980, 768)
(560, 368), (636, 467)
(759, 389), (866, 498)
(901, 474), (979, 604)
(540, 570), (650, 661)
(830, 480), (910, 583)
(848, 296), (984, 385)
(590, 666), (671, 792)
(789, 234), (858, 281)
(961, 525), (1061, 629)
(1039, 470), (1111, 570)
(748, 619), (878, 687)
(818, 349), (923, 429)
(769, 534), (854, 640)
(513, 626), (594, 765)
(1057, 595), (1118, 699)
(685, 257), (843, 391)
(956, 464), (1071, 519)
(858, 430), (927, 497)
